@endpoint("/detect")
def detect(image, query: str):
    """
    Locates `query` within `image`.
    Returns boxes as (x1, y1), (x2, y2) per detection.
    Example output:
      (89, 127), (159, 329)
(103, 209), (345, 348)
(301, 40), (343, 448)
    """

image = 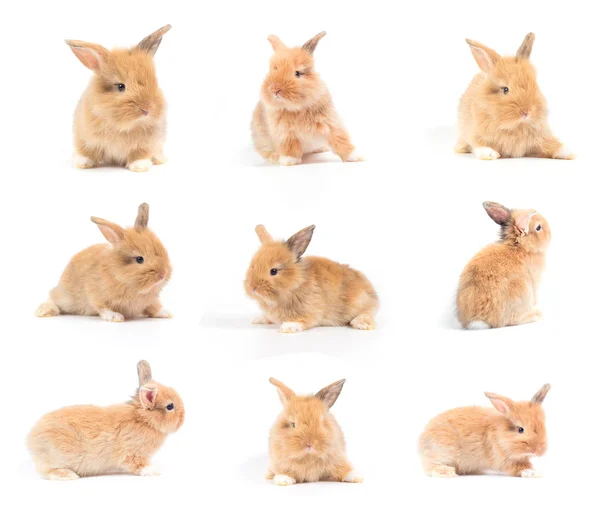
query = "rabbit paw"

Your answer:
(520, 469), (542, 478)
(35, 301), (60, 318)
(473, 147), (500, 160)
(279, 156), (302, 166)
(151, 153), (168, 165)
(554, 146), (575, 160)
(128, 159), (152, 172)
(139, 465), (161, 477)
(280, 322), (304, 334)
(343, 470), (364, 483)
(273, 474), (296, 486)
(152, 308), (172, 319)
(431, 465), (458, 478)
(100, 310), (125, 322)
(350, 314), (376, 330)
(343, 149), (364, 162)
(74, 154), (96, 169)
(252, 315), (273, 325)
(45, 468), (80, 481)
